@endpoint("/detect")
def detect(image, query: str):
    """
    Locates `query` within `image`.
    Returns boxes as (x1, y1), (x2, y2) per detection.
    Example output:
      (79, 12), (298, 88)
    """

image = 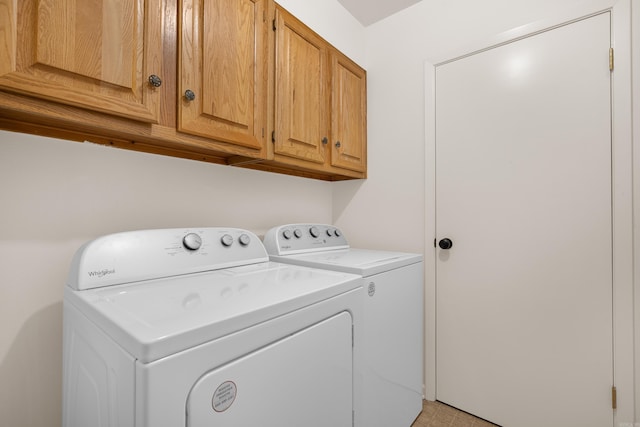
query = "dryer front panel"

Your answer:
(187, 311), (353, 427)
